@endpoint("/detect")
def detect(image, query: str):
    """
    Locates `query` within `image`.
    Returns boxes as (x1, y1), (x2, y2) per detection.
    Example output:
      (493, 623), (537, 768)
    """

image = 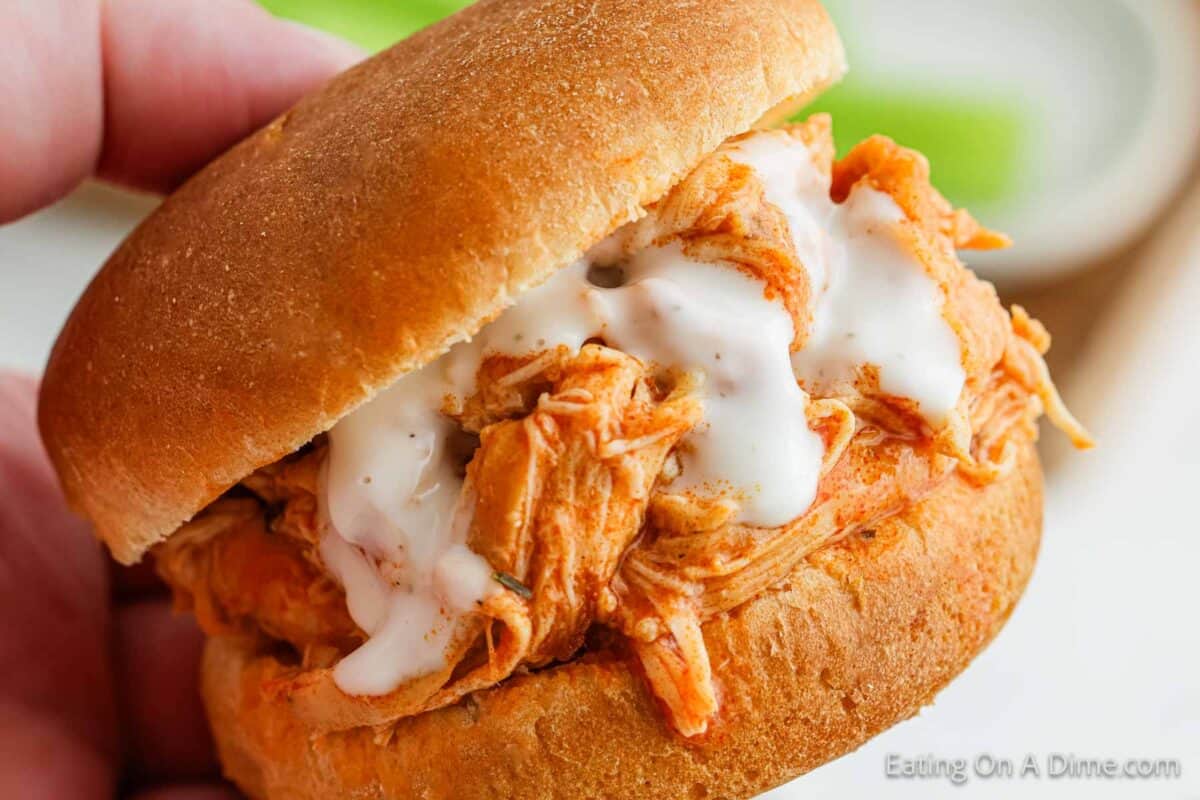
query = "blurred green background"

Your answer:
(257, 0), (1025, 210)
(258, 0), (472, 48)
